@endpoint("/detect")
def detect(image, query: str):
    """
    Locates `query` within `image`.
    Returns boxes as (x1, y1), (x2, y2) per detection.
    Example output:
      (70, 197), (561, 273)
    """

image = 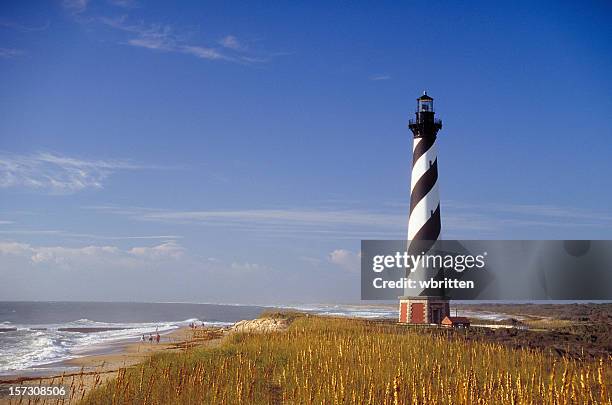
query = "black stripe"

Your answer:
(411, 203), (441, 243)
(407, 238), (436, 257)
(412, 137), (435, 166)
(410, 159), (438, 213)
